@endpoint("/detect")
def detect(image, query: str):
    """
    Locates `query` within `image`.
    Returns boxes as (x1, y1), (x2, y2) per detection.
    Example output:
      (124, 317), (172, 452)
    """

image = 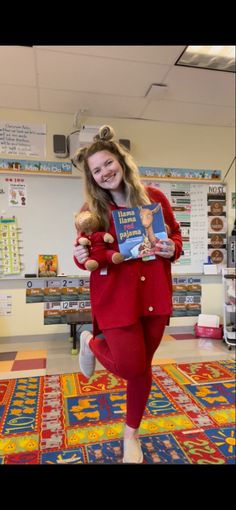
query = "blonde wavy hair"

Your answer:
(72, 125), (151, 230)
